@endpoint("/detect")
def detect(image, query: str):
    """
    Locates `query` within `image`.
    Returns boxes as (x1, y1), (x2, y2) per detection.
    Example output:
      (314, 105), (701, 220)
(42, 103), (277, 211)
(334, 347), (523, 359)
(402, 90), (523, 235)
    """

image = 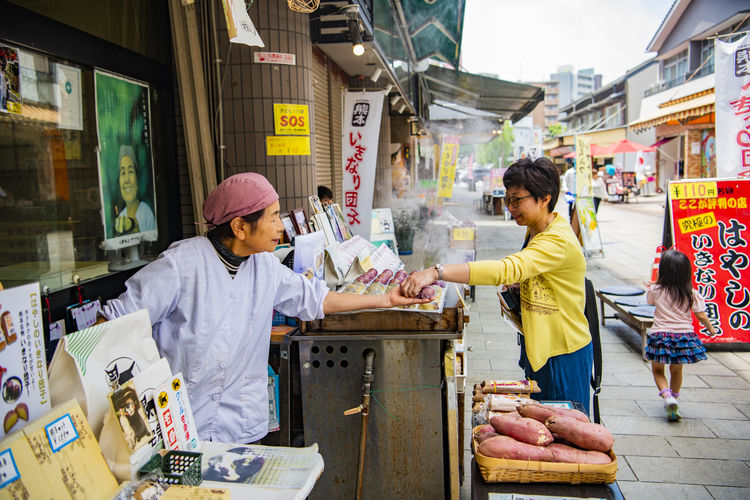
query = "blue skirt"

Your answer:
(645, 331), (707, 364)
